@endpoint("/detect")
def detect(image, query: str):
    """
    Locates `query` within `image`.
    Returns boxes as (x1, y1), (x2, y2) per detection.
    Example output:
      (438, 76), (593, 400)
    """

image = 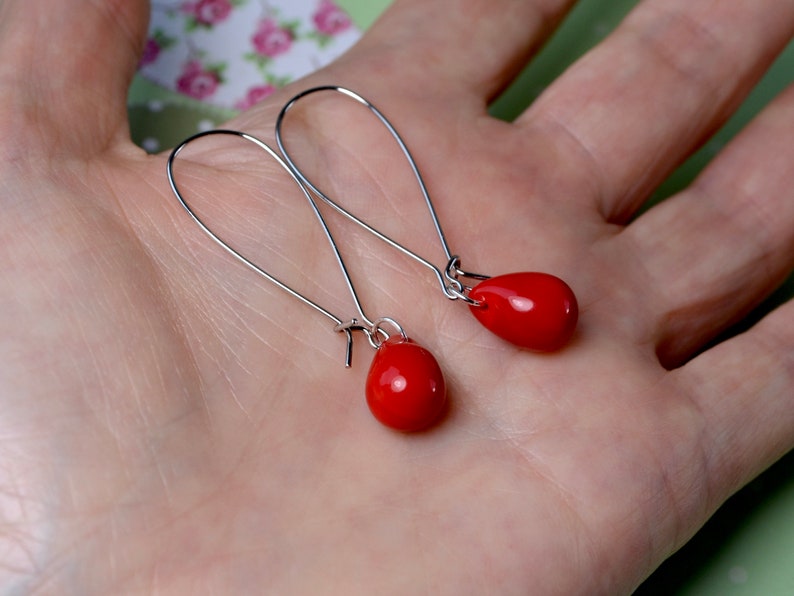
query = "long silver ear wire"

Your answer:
(275, 86), (488, 308)
(275, 86), (579, 352)
(167, 129), (404, 368)
(167, 129), (447, 432)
